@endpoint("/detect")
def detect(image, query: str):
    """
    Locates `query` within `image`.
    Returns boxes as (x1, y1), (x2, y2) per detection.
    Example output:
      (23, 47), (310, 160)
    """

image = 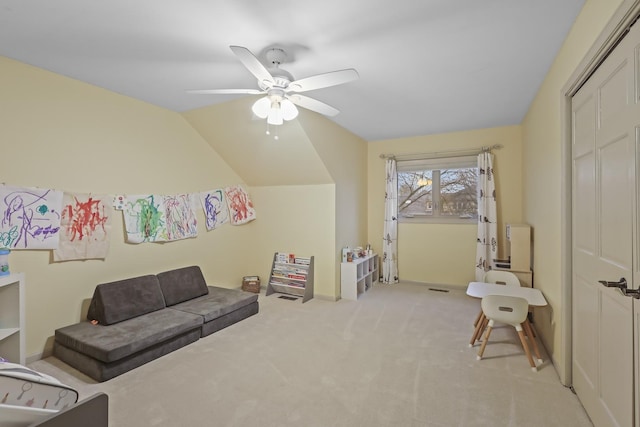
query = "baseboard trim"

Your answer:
(26, 348), (51, 364)
(26, 337), (54, 364)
